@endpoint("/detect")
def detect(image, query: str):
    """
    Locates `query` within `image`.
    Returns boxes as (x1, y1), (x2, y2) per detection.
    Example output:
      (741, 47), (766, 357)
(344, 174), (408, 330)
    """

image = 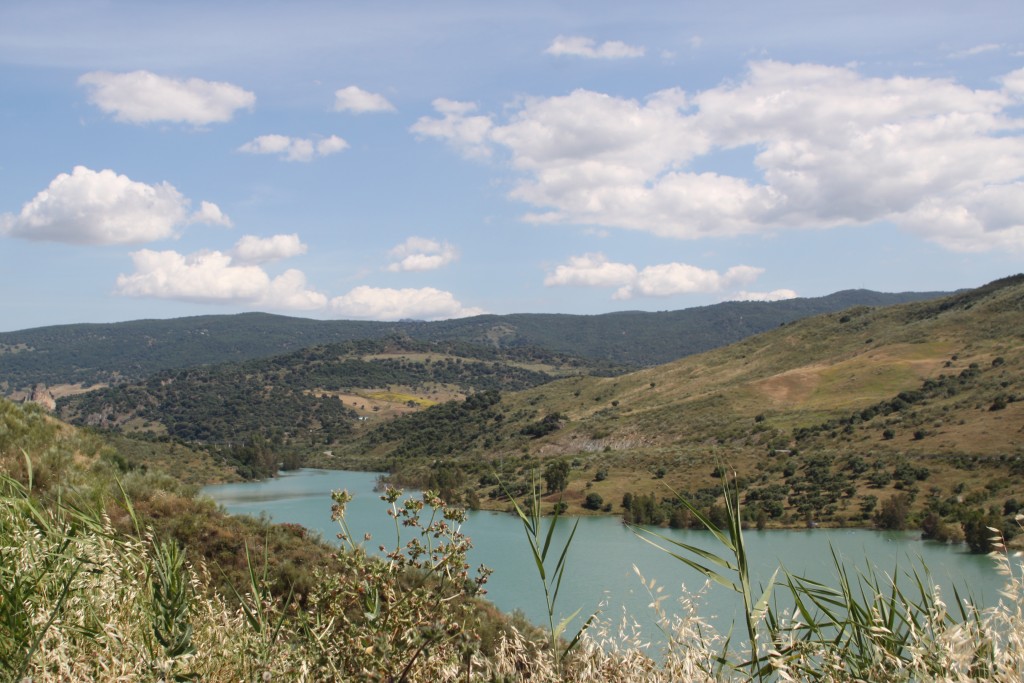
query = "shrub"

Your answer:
(874, 492), (911, 530)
